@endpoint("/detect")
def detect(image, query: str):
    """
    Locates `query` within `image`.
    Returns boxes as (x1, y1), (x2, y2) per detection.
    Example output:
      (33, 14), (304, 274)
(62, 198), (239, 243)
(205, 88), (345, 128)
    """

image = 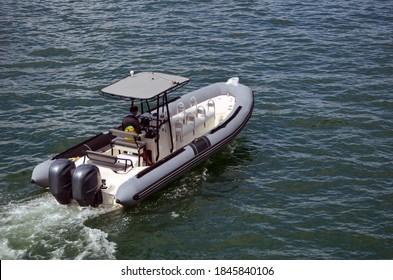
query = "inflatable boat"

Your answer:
(31, 71), (254, 208)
